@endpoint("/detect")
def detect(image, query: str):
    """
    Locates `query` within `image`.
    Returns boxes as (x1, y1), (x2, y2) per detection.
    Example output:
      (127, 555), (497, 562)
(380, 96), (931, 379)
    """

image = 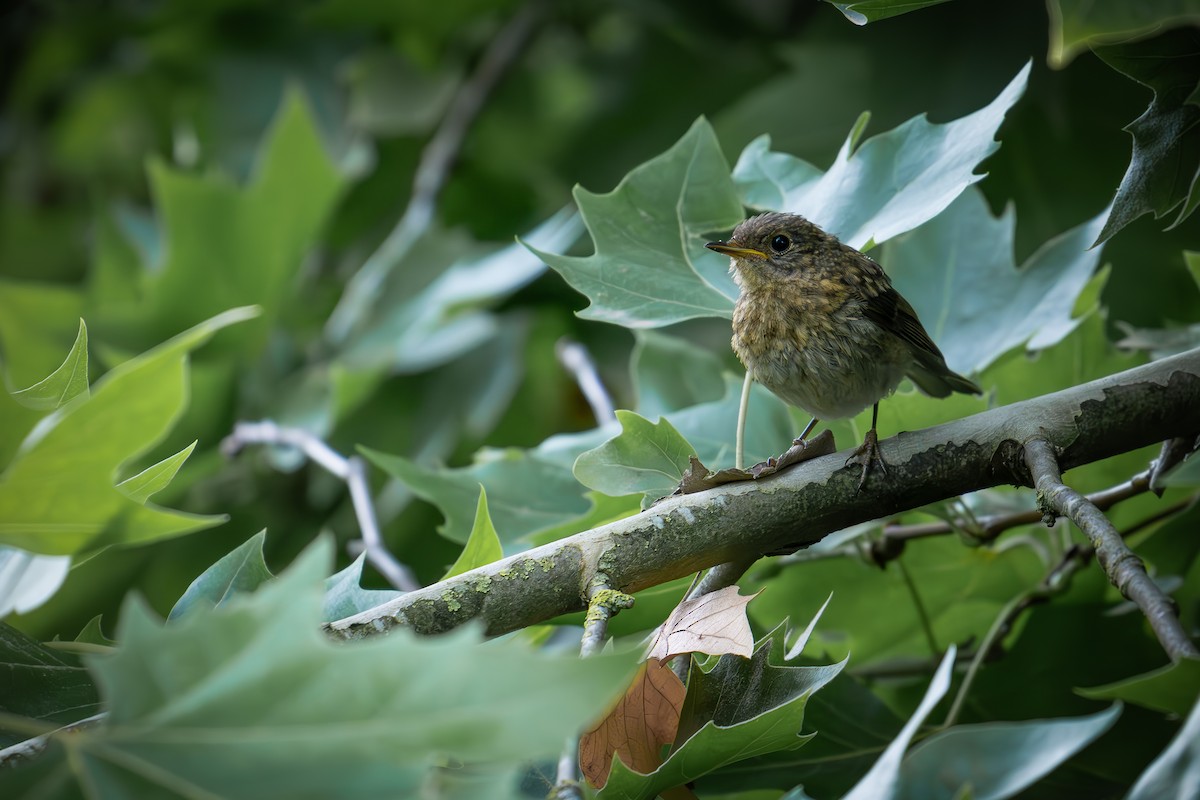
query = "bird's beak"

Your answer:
(705, 241), (767, 259)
